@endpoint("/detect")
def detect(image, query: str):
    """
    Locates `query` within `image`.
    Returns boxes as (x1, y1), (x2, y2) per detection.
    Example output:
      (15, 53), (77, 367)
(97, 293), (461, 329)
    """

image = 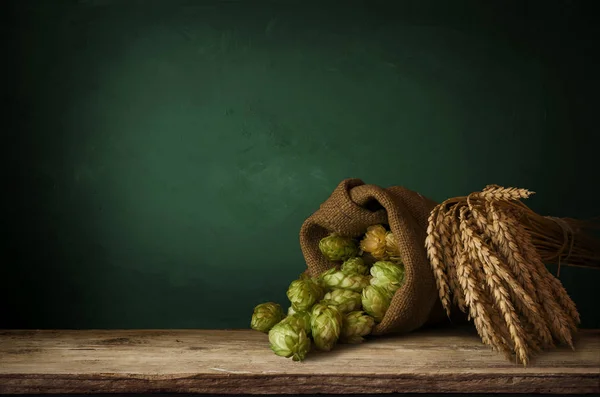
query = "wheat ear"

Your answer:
(460, 207), (530, 365)
(482, 201), (555, 349)
(426, 205), (452, 316)
(442, 207), (466, 312)
(481, 185), (535, 201)
(511, 217), (578, 348)
(455, 206), (513, 357)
